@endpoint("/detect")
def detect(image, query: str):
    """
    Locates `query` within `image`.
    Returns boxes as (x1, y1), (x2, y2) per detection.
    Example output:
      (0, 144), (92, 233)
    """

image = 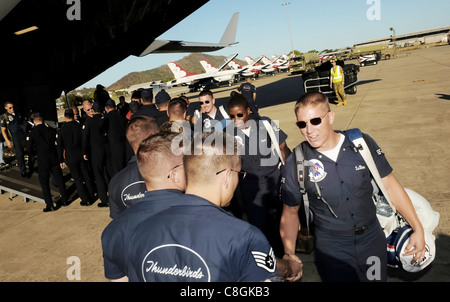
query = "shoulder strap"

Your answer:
(346, 128), (396, 212)
(293, 142), (339, 234)
(261, 119), (284, 165)
(218, 105), (229, 119)
(293, 142), (314, 234)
